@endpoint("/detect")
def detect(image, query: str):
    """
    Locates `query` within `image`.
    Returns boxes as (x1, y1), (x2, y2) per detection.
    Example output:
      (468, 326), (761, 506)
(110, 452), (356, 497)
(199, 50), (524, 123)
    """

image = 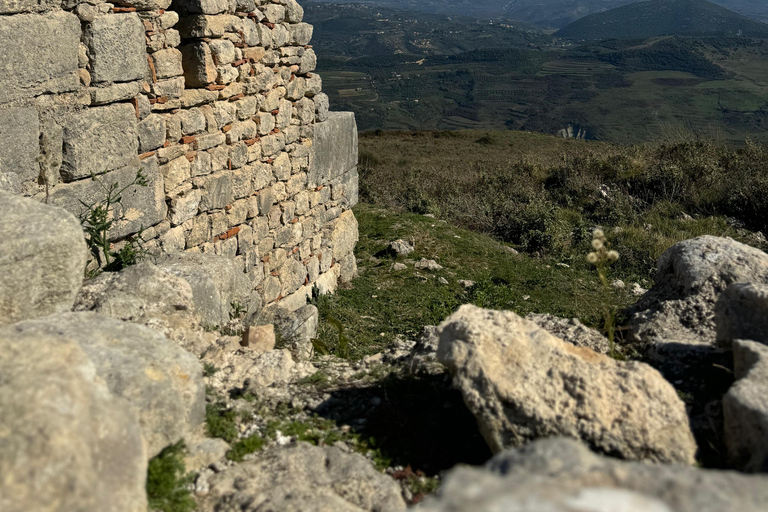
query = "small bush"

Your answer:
(227, 434), (265, 462)
(205, 403), (238, 443)
(146, 442), (195, 512)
